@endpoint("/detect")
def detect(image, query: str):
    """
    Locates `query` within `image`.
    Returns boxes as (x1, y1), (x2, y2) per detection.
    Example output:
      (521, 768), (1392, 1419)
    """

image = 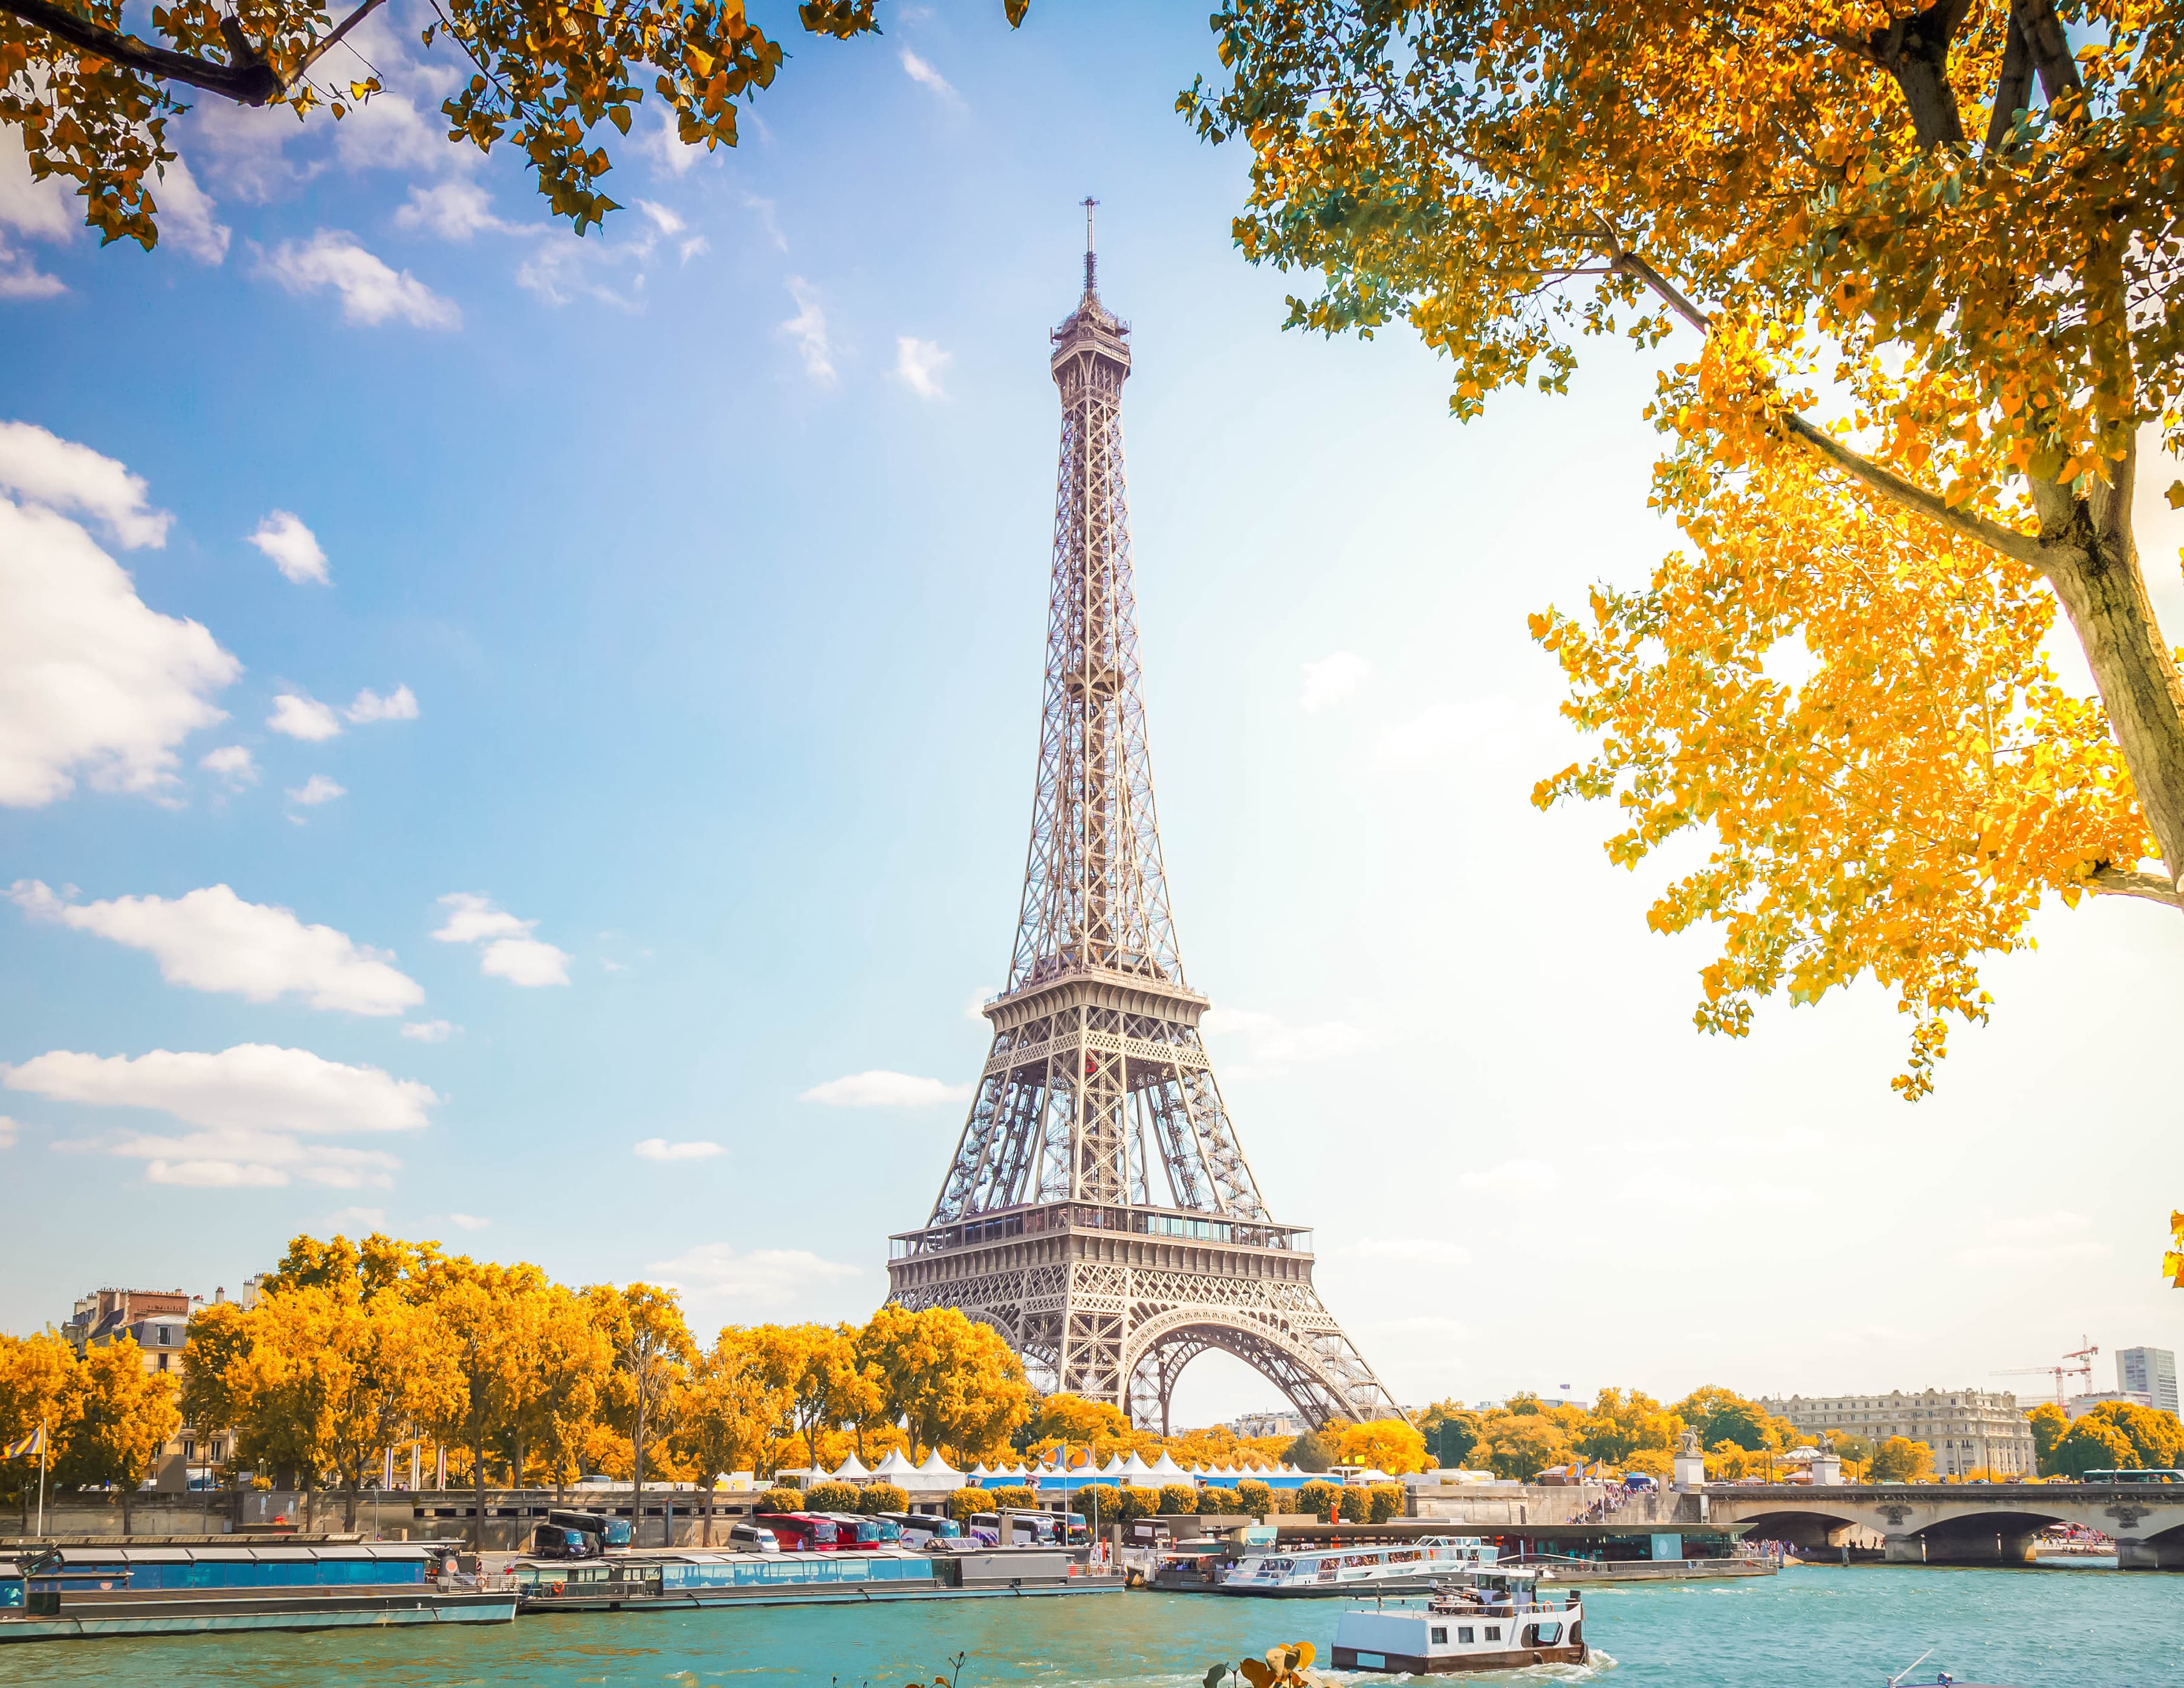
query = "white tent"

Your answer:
(829, 1453), (872, 1482)
(971, 1462), (995, 1480)
(896, 1448), (962, 1495)
(871, 1449), (917, 1478)
(1148, 1450), (1190, 1480)
(1099, 1453), (1129, 1476)
(1118, 1452), (1154, 1479)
